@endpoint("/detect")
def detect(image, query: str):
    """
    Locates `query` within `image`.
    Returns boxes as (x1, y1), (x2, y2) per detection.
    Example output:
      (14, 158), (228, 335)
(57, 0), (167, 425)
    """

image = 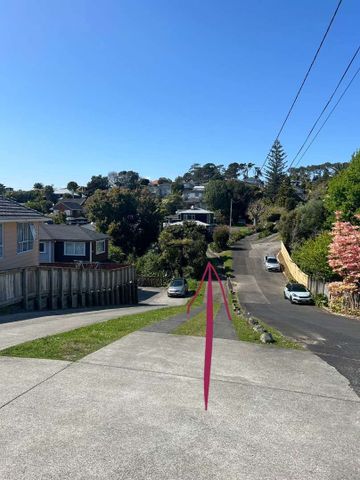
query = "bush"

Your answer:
(135, 250), (164, 276)
(213, 225), (230, 250)
(314, 294), (328, 308)
(291, 232), (334, 281)
(108, 244), (126, 263)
